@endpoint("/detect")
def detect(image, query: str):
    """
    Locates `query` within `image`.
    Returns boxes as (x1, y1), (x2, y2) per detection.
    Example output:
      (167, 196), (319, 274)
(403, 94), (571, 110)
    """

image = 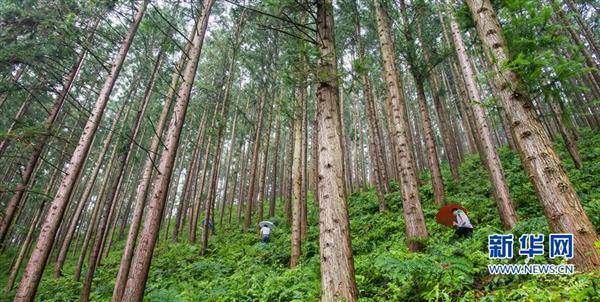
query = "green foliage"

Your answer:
(4, 131), (600, 301)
